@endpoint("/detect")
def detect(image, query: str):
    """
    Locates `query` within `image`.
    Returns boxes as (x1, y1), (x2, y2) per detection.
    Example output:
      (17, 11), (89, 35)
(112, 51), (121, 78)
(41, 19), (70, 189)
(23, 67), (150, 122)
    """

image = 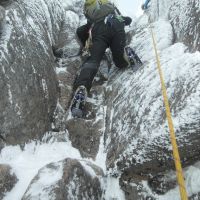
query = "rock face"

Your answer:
(149, 0), (200, 52)
(190, 193), (200, 200)
(169, 0), (200, 51)
(0, 0), (12, 7)
(104, 13), (200, 199)
(0, 6), (5, 35)
(22, 158), (103, 200)
(66, 117), (103, 159)
(52, 58), (80, 132)
(0, 164), (18, 199)
(0, 0), (69, 145)
(56, 58), (80, 110)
